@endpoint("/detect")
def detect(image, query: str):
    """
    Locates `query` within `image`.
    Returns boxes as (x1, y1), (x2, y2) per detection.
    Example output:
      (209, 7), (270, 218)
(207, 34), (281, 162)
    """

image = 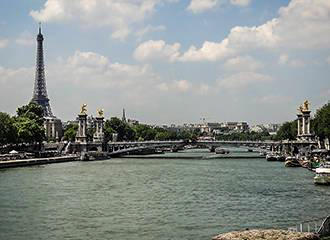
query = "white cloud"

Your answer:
(187, 0), (218, 13)
(179, 18), (278, 62)
(135, 25), (166, 40)
(224, 55), (262, 72)
(275, 0), (330, 49)
(187, 0), (251, 13)
(180, 0), (330, 62)
(174, 80), (191, 92)
(0, 66), (33, 85)
(278, 54), (304, 67)
(134, 40), (181, 62)
(0, 38), (8, 48)
(180, 39), (233, 62)
(30, 0), (176, 40)
(217, 72), (272, 90)
(227, 19), (279, 50)
(230, 0), (251, 7)
(59, 50), (157, 88)
(158, 79), (192, 93)
(16, 31), (35, 46)
(134, 38), (234, 62)
(0, 66), (34, 114)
